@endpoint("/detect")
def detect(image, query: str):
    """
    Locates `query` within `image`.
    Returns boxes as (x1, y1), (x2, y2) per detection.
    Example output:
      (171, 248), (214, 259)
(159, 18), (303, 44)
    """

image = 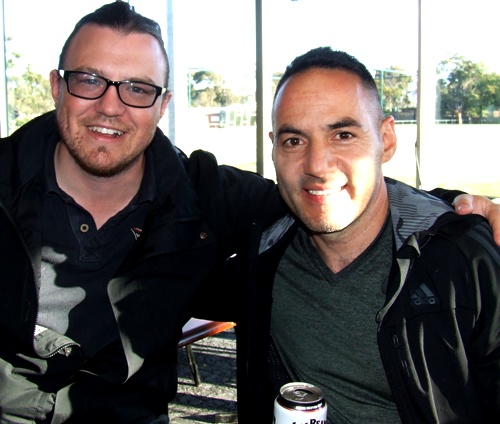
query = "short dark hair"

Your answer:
(58, 1), (169, 88)
(275, 47), (381, 112)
